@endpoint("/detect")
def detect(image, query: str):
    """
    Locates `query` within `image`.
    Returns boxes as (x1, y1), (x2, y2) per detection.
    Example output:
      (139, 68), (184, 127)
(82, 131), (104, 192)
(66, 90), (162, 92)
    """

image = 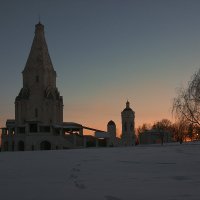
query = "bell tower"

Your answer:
(121, 101), (135, 146)
(15, 22), (63, 127)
